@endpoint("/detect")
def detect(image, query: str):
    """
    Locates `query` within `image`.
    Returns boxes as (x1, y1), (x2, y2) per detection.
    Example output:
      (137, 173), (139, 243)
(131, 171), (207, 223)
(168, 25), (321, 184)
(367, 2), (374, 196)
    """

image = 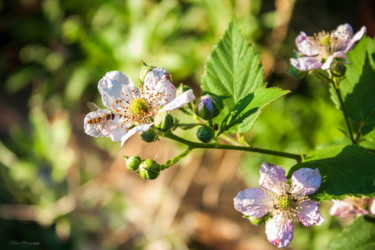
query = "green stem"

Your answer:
(161, 147), (192, 170)
(331, 79), (355, 144)
(164, 132), (303, 162)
